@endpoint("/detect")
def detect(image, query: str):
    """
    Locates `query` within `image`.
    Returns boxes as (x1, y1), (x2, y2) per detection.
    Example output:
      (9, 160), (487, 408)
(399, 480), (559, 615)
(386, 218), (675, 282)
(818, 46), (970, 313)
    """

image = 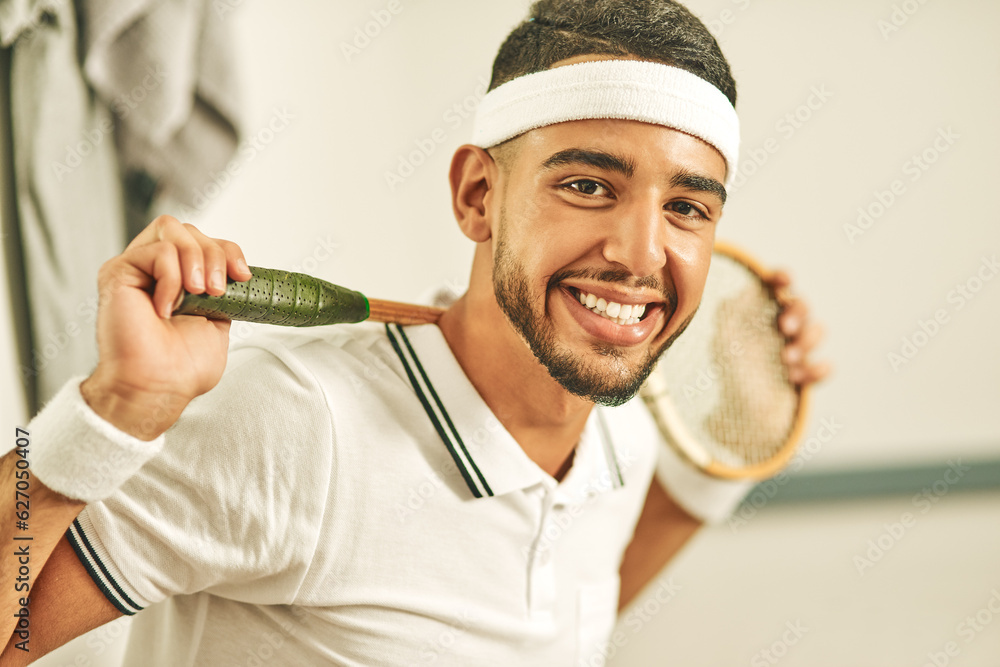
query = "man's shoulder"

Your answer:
(231, 320), (388, 356)
(228, 322), (392, 373)
(224, 321), (413, 405)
